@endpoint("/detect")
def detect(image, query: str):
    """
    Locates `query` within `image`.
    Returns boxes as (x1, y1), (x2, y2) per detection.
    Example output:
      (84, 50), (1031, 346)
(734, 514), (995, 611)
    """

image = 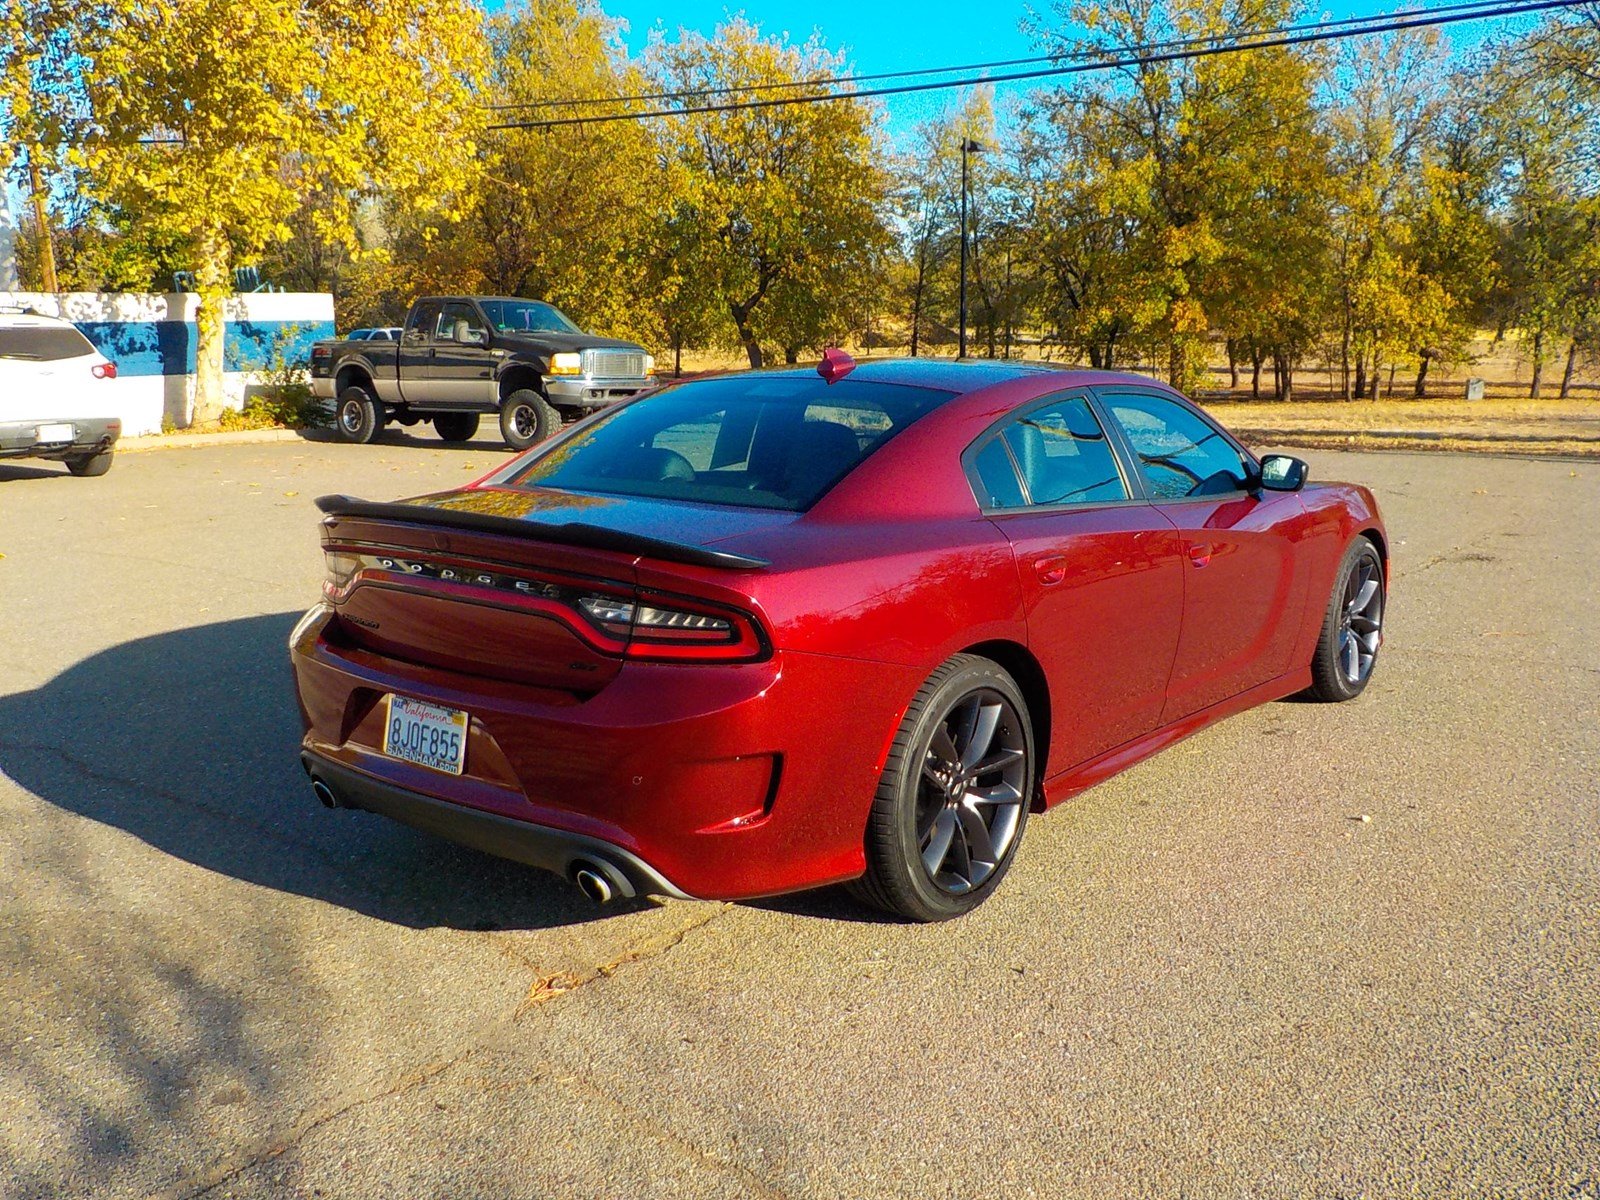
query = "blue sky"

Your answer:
(582, 0), (1514, 139)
